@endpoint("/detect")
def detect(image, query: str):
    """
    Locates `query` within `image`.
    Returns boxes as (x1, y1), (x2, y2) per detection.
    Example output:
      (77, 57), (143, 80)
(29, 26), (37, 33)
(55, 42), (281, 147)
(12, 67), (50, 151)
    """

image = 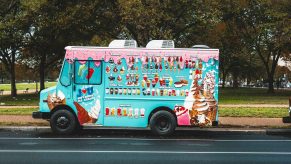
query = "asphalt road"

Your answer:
(1, 129), (291, 164)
